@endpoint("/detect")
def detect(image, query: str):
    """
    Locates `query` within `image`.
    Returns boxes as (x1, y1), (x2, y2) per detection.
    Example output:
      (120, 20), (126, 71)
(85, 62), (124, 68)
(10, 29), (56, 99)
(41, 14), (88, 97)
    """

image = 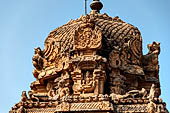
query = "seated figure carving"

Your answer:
(32, 47), (47, 78)
(82, 71), (96, 93)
